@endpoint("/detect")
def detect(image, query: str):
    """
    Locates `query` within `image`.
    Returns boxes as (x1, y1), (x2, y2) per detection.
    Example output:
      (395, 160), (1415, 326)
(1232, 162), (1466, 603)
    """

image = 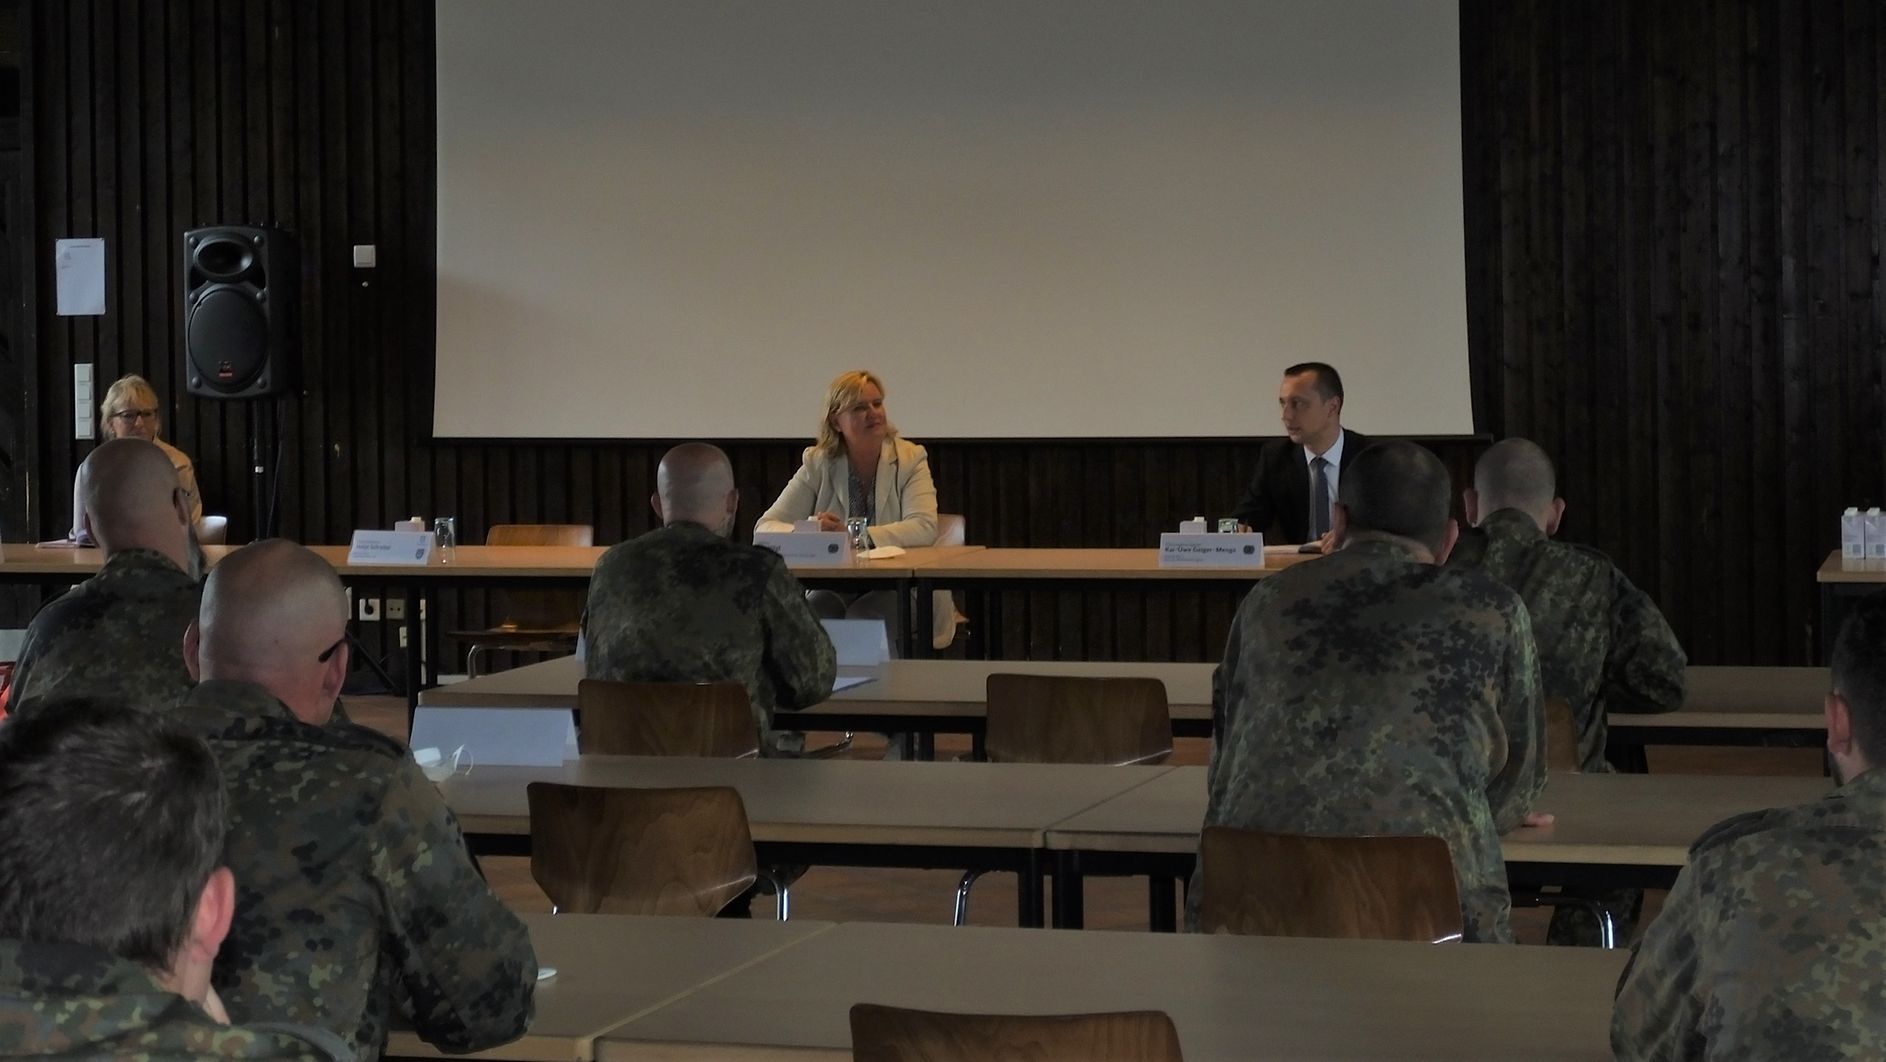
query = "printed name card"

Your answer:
(347, 529), (436, 566)
(753, 530), (854, 567)
(1157, 532), (1267, 568)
